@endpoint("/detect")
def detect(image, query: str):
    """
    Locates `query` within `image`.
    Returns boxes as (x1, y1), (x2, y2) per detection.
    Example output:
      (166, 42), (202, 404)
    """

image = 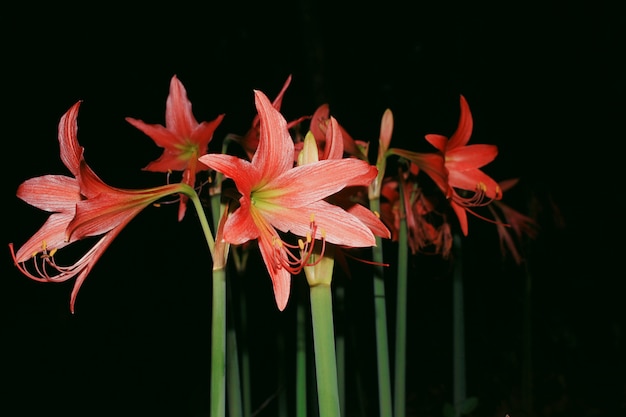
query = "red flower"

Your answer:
(126, 75), (225, 221)
(391, 95), (501, 235)
(10, 102), (188, 312)
(199, 90), (383, 310)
